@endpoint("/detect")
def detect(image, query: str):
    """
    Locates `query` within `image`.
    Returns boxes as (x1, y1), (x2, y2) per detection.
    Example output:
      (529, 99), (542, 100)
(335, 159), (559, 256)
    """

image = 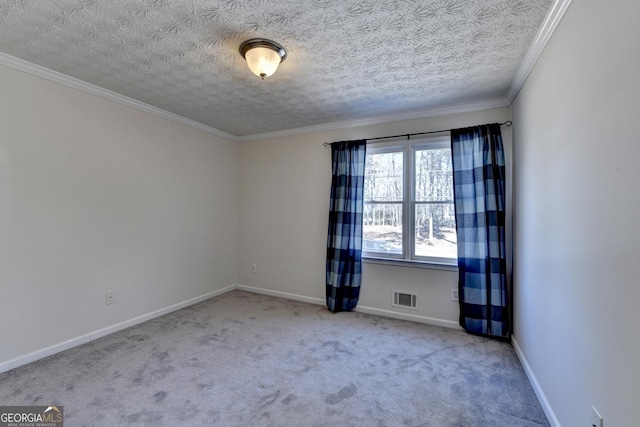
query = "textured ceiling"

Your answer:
(0, 0), (552, 137)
